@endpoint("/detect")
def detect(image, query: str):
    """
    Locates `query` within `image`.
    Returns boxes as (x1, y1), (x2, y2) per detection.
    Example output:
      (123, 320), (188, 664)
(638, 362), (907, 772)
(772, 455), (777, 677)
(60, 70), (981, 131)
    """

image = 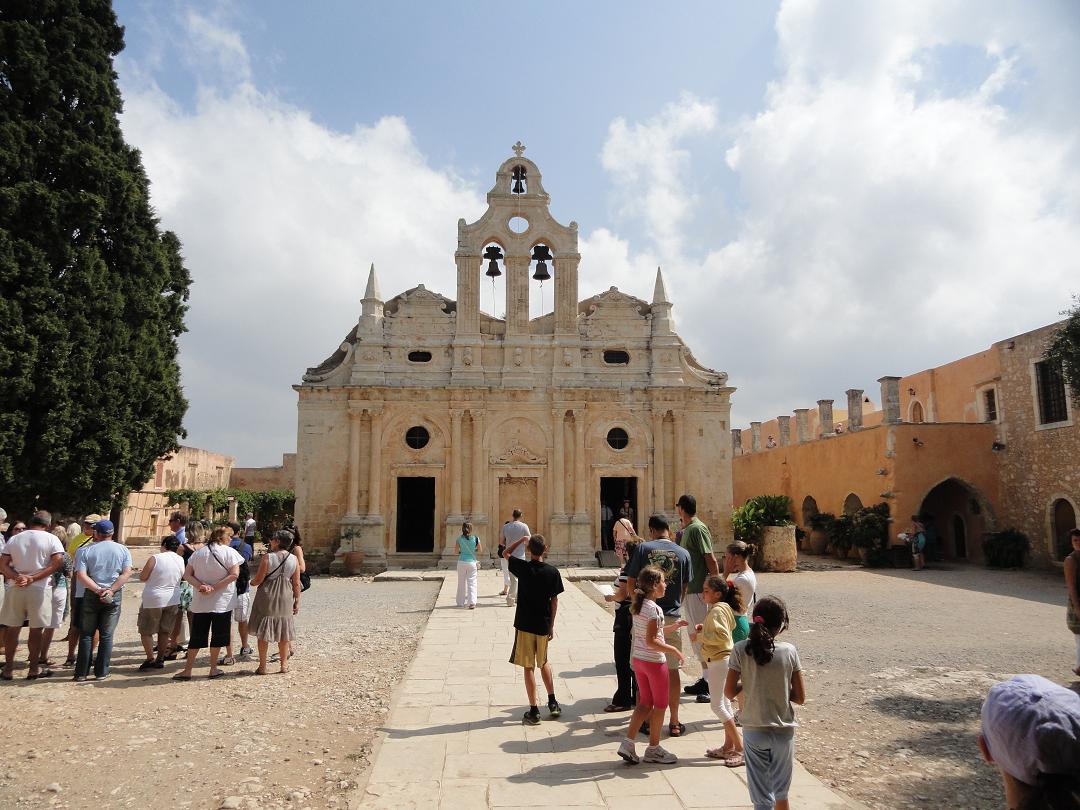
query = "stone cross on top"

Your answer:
(512, 140), (525, 157)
